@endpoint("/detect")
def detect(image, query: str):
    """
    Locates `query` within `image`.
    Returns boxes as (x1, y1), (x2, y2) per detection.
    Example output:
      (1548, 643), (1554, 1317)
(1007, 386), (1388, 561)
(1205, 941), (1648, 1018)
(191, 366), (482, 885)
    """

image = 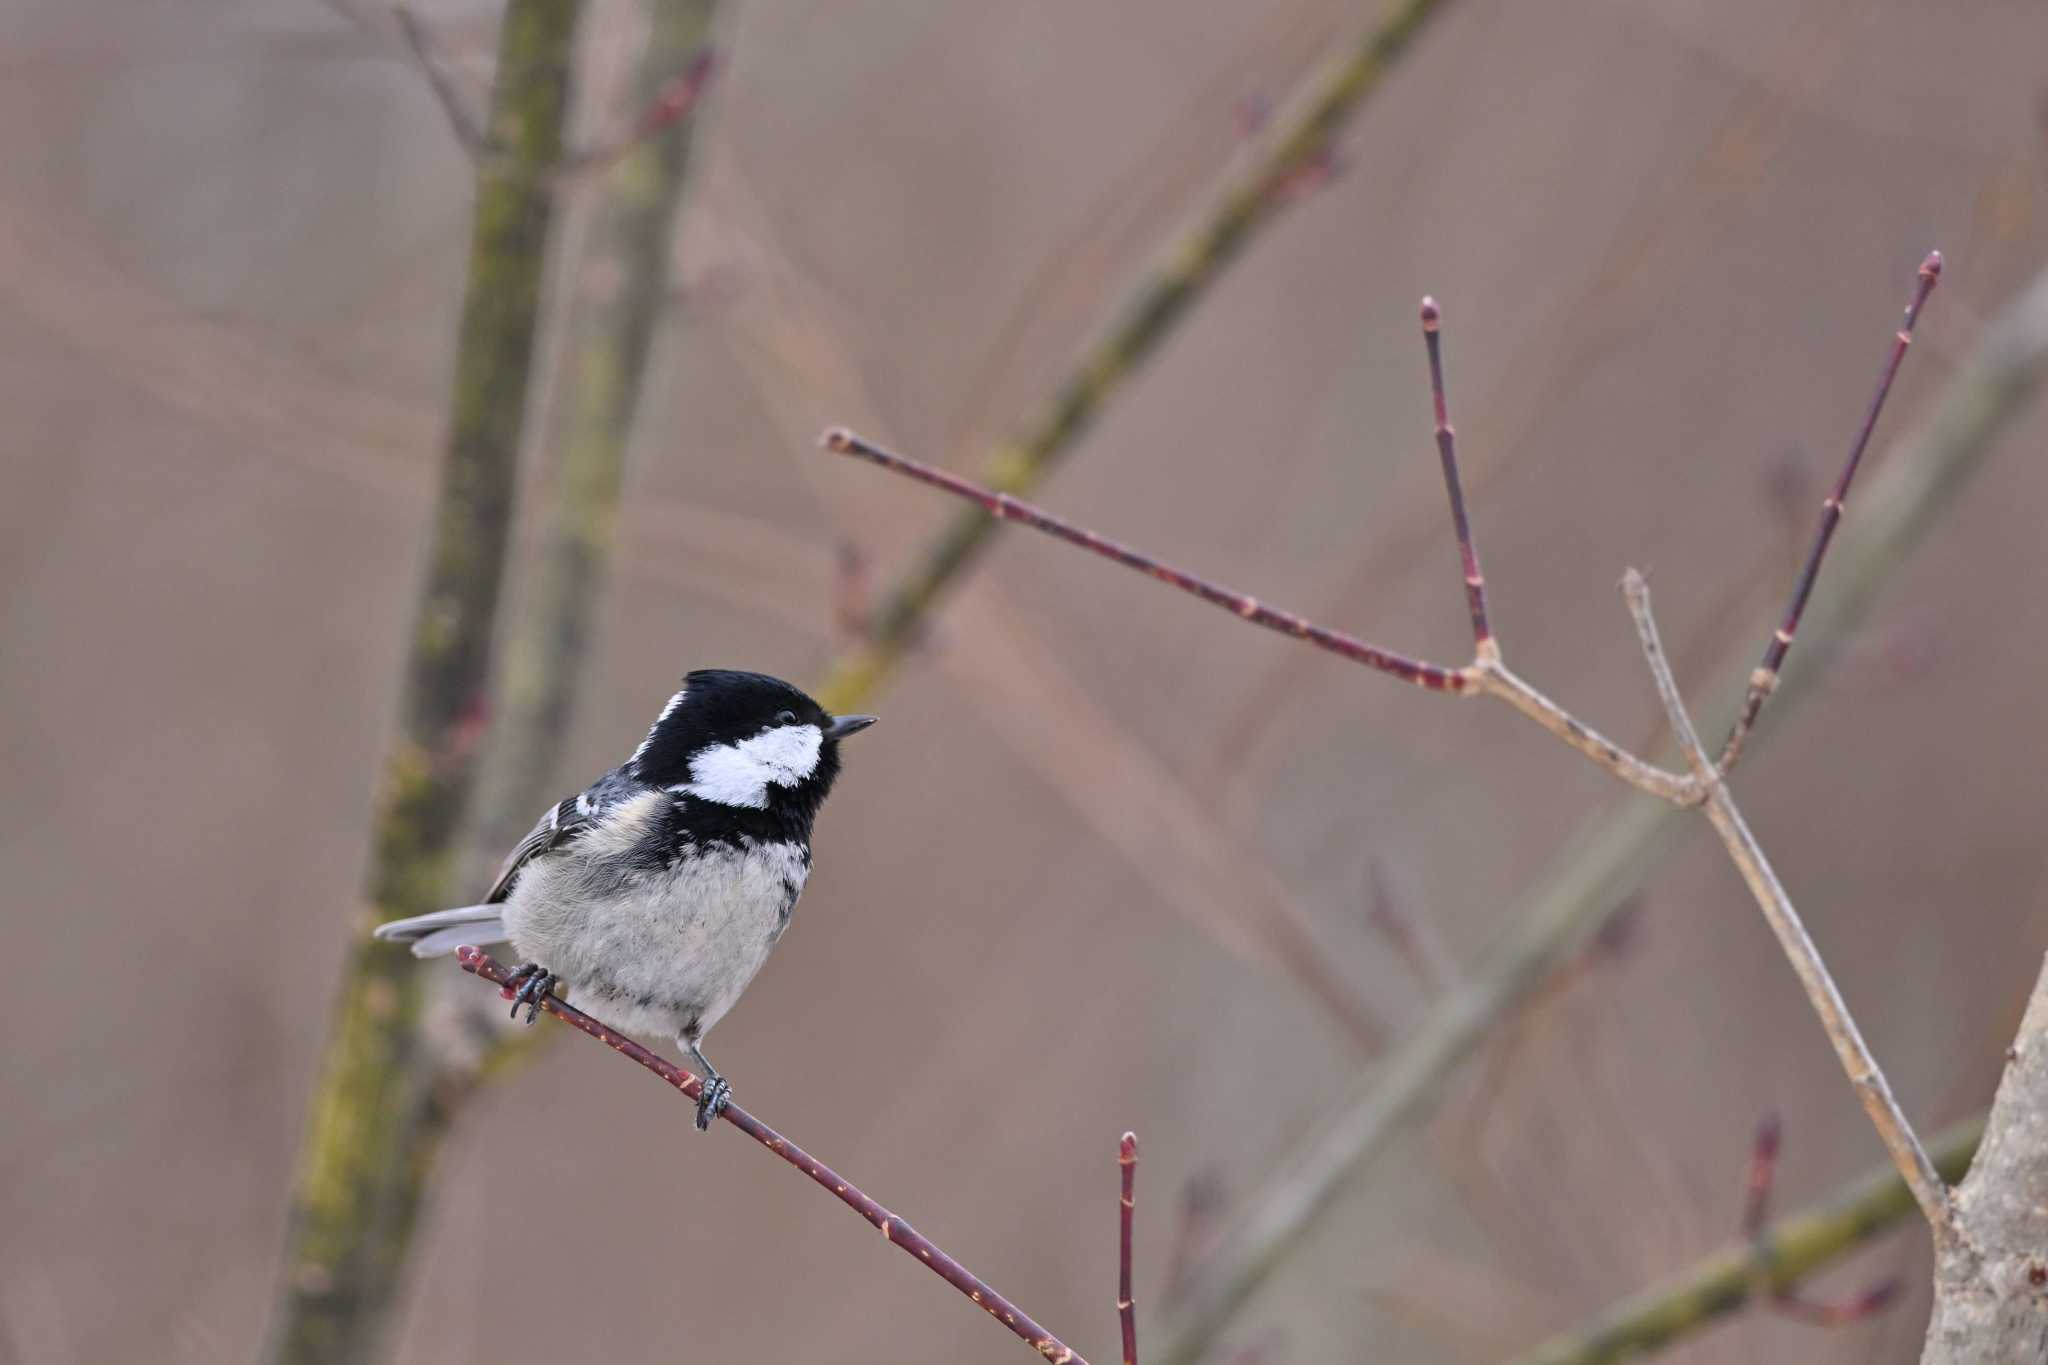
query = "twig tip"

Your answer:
(1419, 296), (1441, 330)
(821, 426), (856, 452)
(1920, 250), (1943, 282)
(1120, 1132), (1139, 1161)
